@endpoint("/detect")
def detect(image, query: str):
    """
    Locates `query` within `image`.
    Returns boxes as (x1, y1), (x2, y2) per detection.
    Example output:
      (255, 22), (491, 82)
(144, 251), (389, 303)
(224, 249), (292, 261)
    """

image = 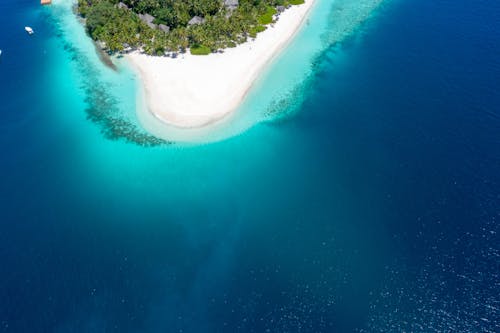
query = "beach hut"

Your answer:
(158, 24), (170, 33)
(224, 0), (239, 11)
(224, 0), (238, 17)
(41, 0), (51, 5)
(138, 13), (157, 29)
(117, 2), (128, 10)
(188, 16), (205, 26)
